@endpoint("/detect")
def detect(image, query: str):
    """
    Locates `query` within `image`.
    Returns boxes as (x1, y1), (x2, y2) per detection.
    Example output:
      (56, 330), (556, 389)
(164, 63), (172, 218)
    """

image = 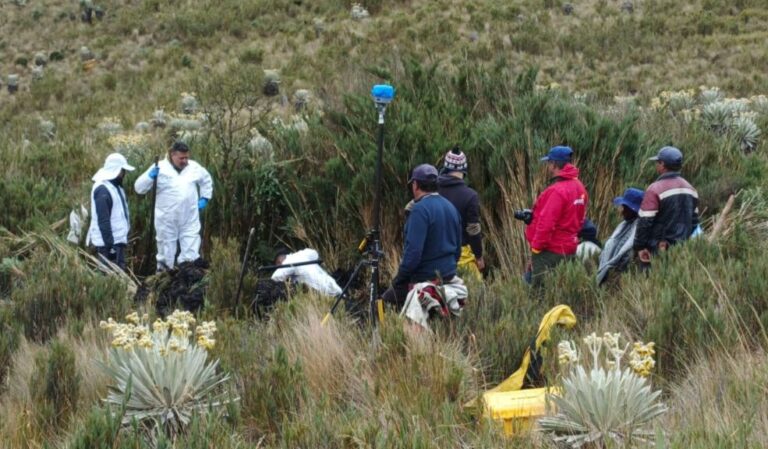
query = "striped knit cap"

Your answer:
(443, 146), (467, 173)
